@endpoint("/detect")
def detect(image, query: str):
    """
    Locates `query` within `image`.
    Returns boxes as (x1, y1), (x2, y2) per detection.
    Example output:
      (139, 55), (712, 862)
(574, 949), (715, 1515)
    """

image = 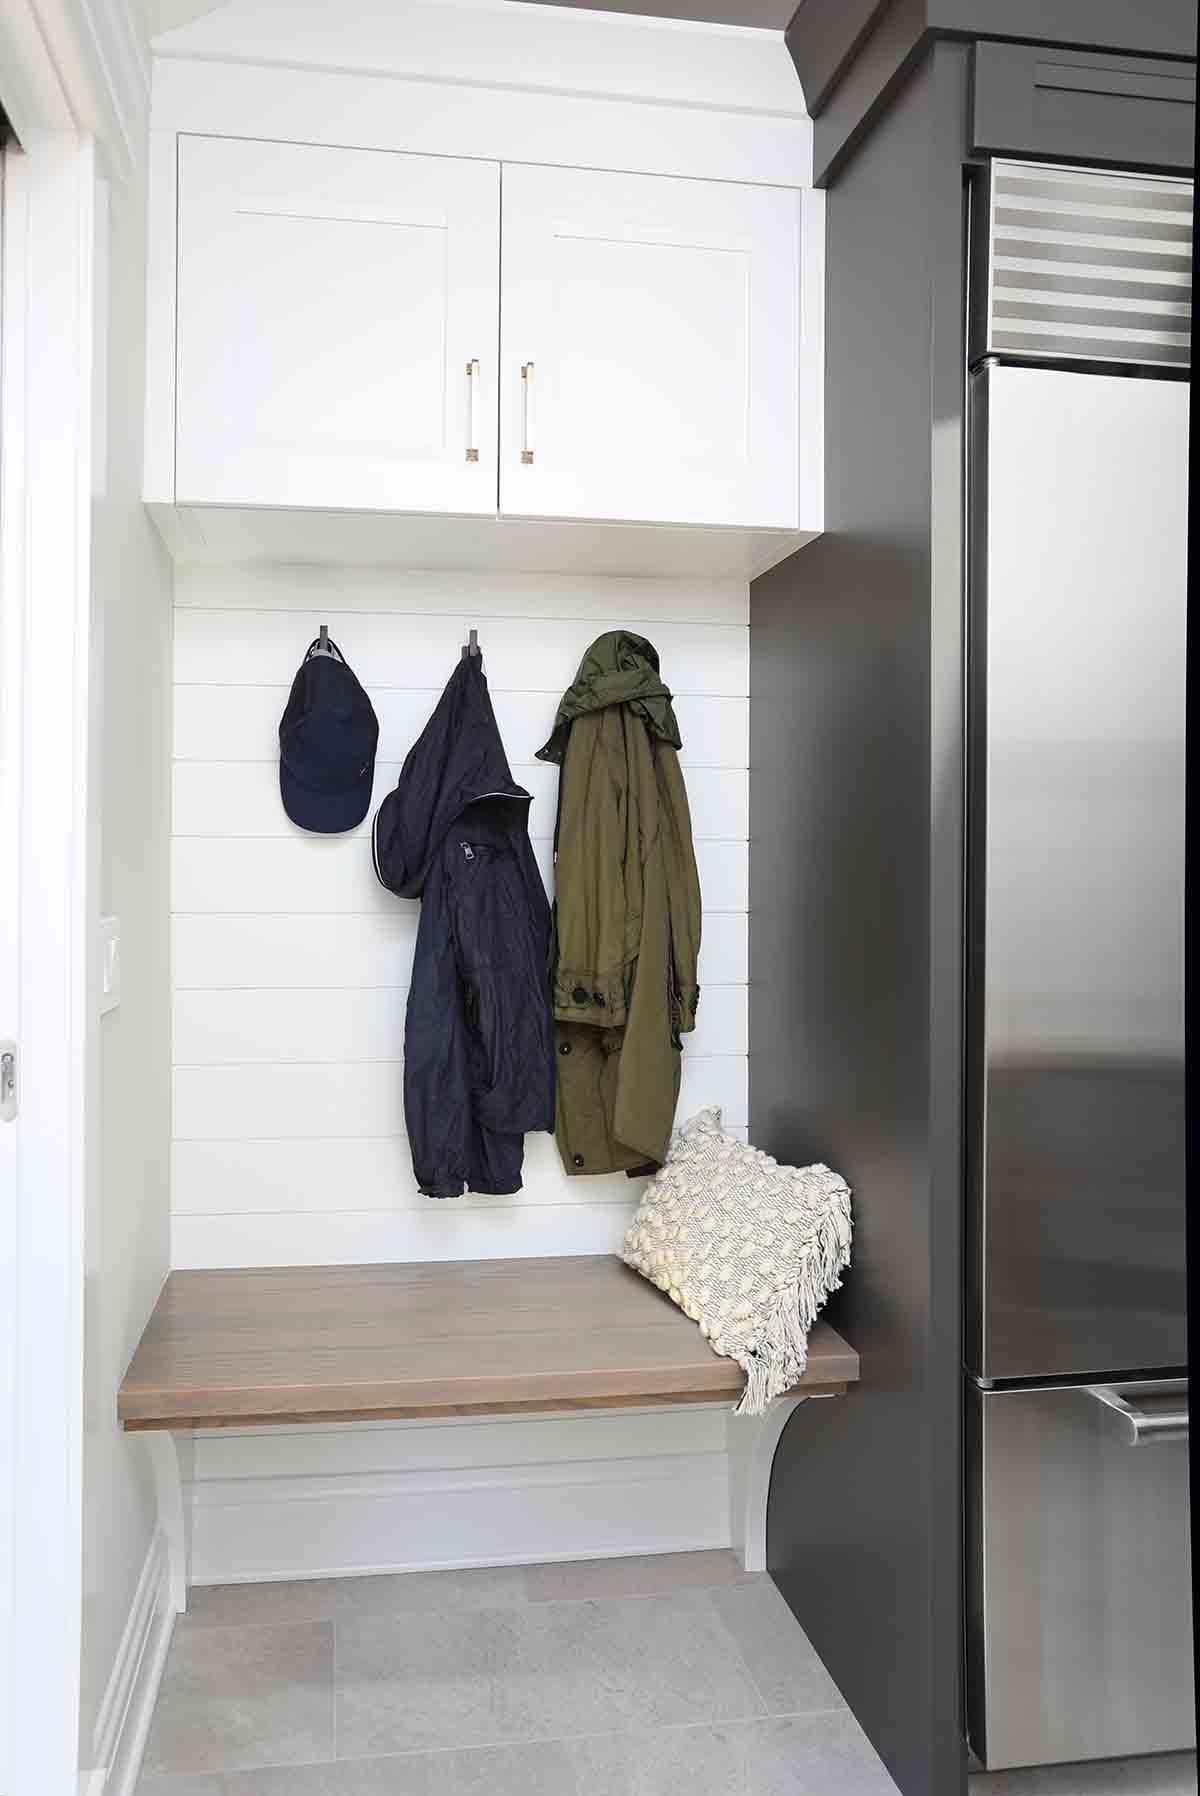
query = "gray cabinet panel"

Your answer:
(751, 40), (969, 1796)
(788, 0), (1196, 185)
(974, 41), (1196, 170)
